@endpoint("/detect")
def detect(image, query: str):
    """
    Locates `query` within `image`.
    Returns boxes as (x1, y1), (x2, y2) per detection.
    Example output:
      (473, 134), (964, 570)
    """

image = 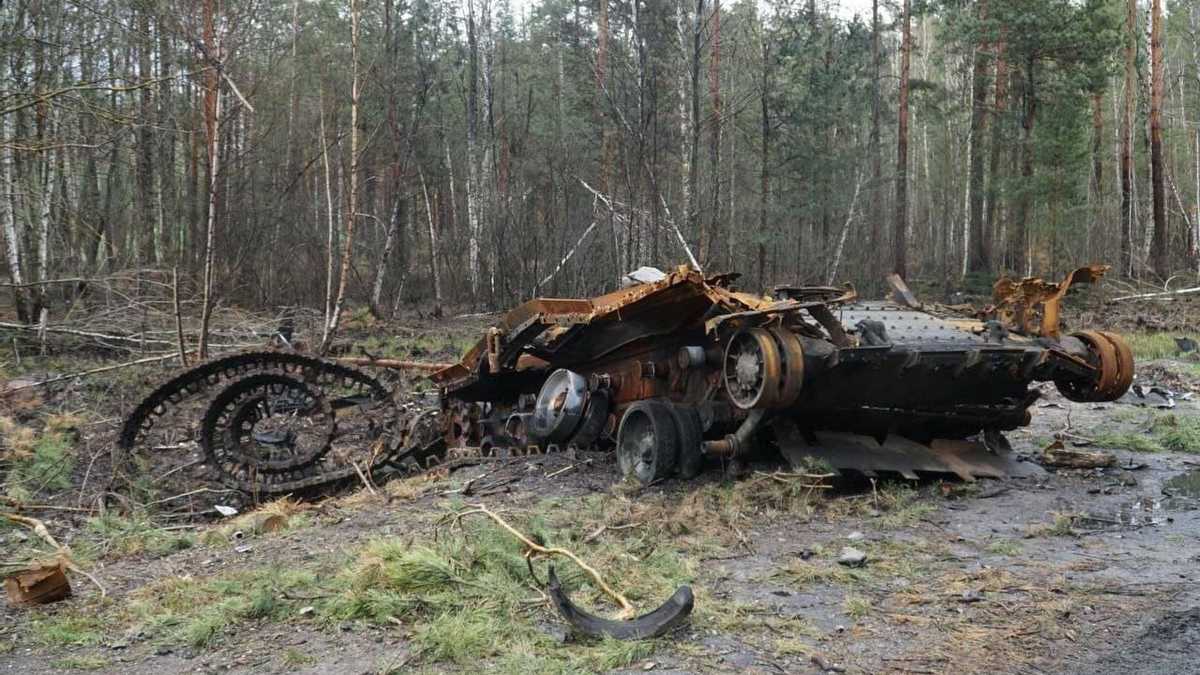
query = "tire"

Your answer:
(669, 404), (704, 480)
(617, 400), (679, 484)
